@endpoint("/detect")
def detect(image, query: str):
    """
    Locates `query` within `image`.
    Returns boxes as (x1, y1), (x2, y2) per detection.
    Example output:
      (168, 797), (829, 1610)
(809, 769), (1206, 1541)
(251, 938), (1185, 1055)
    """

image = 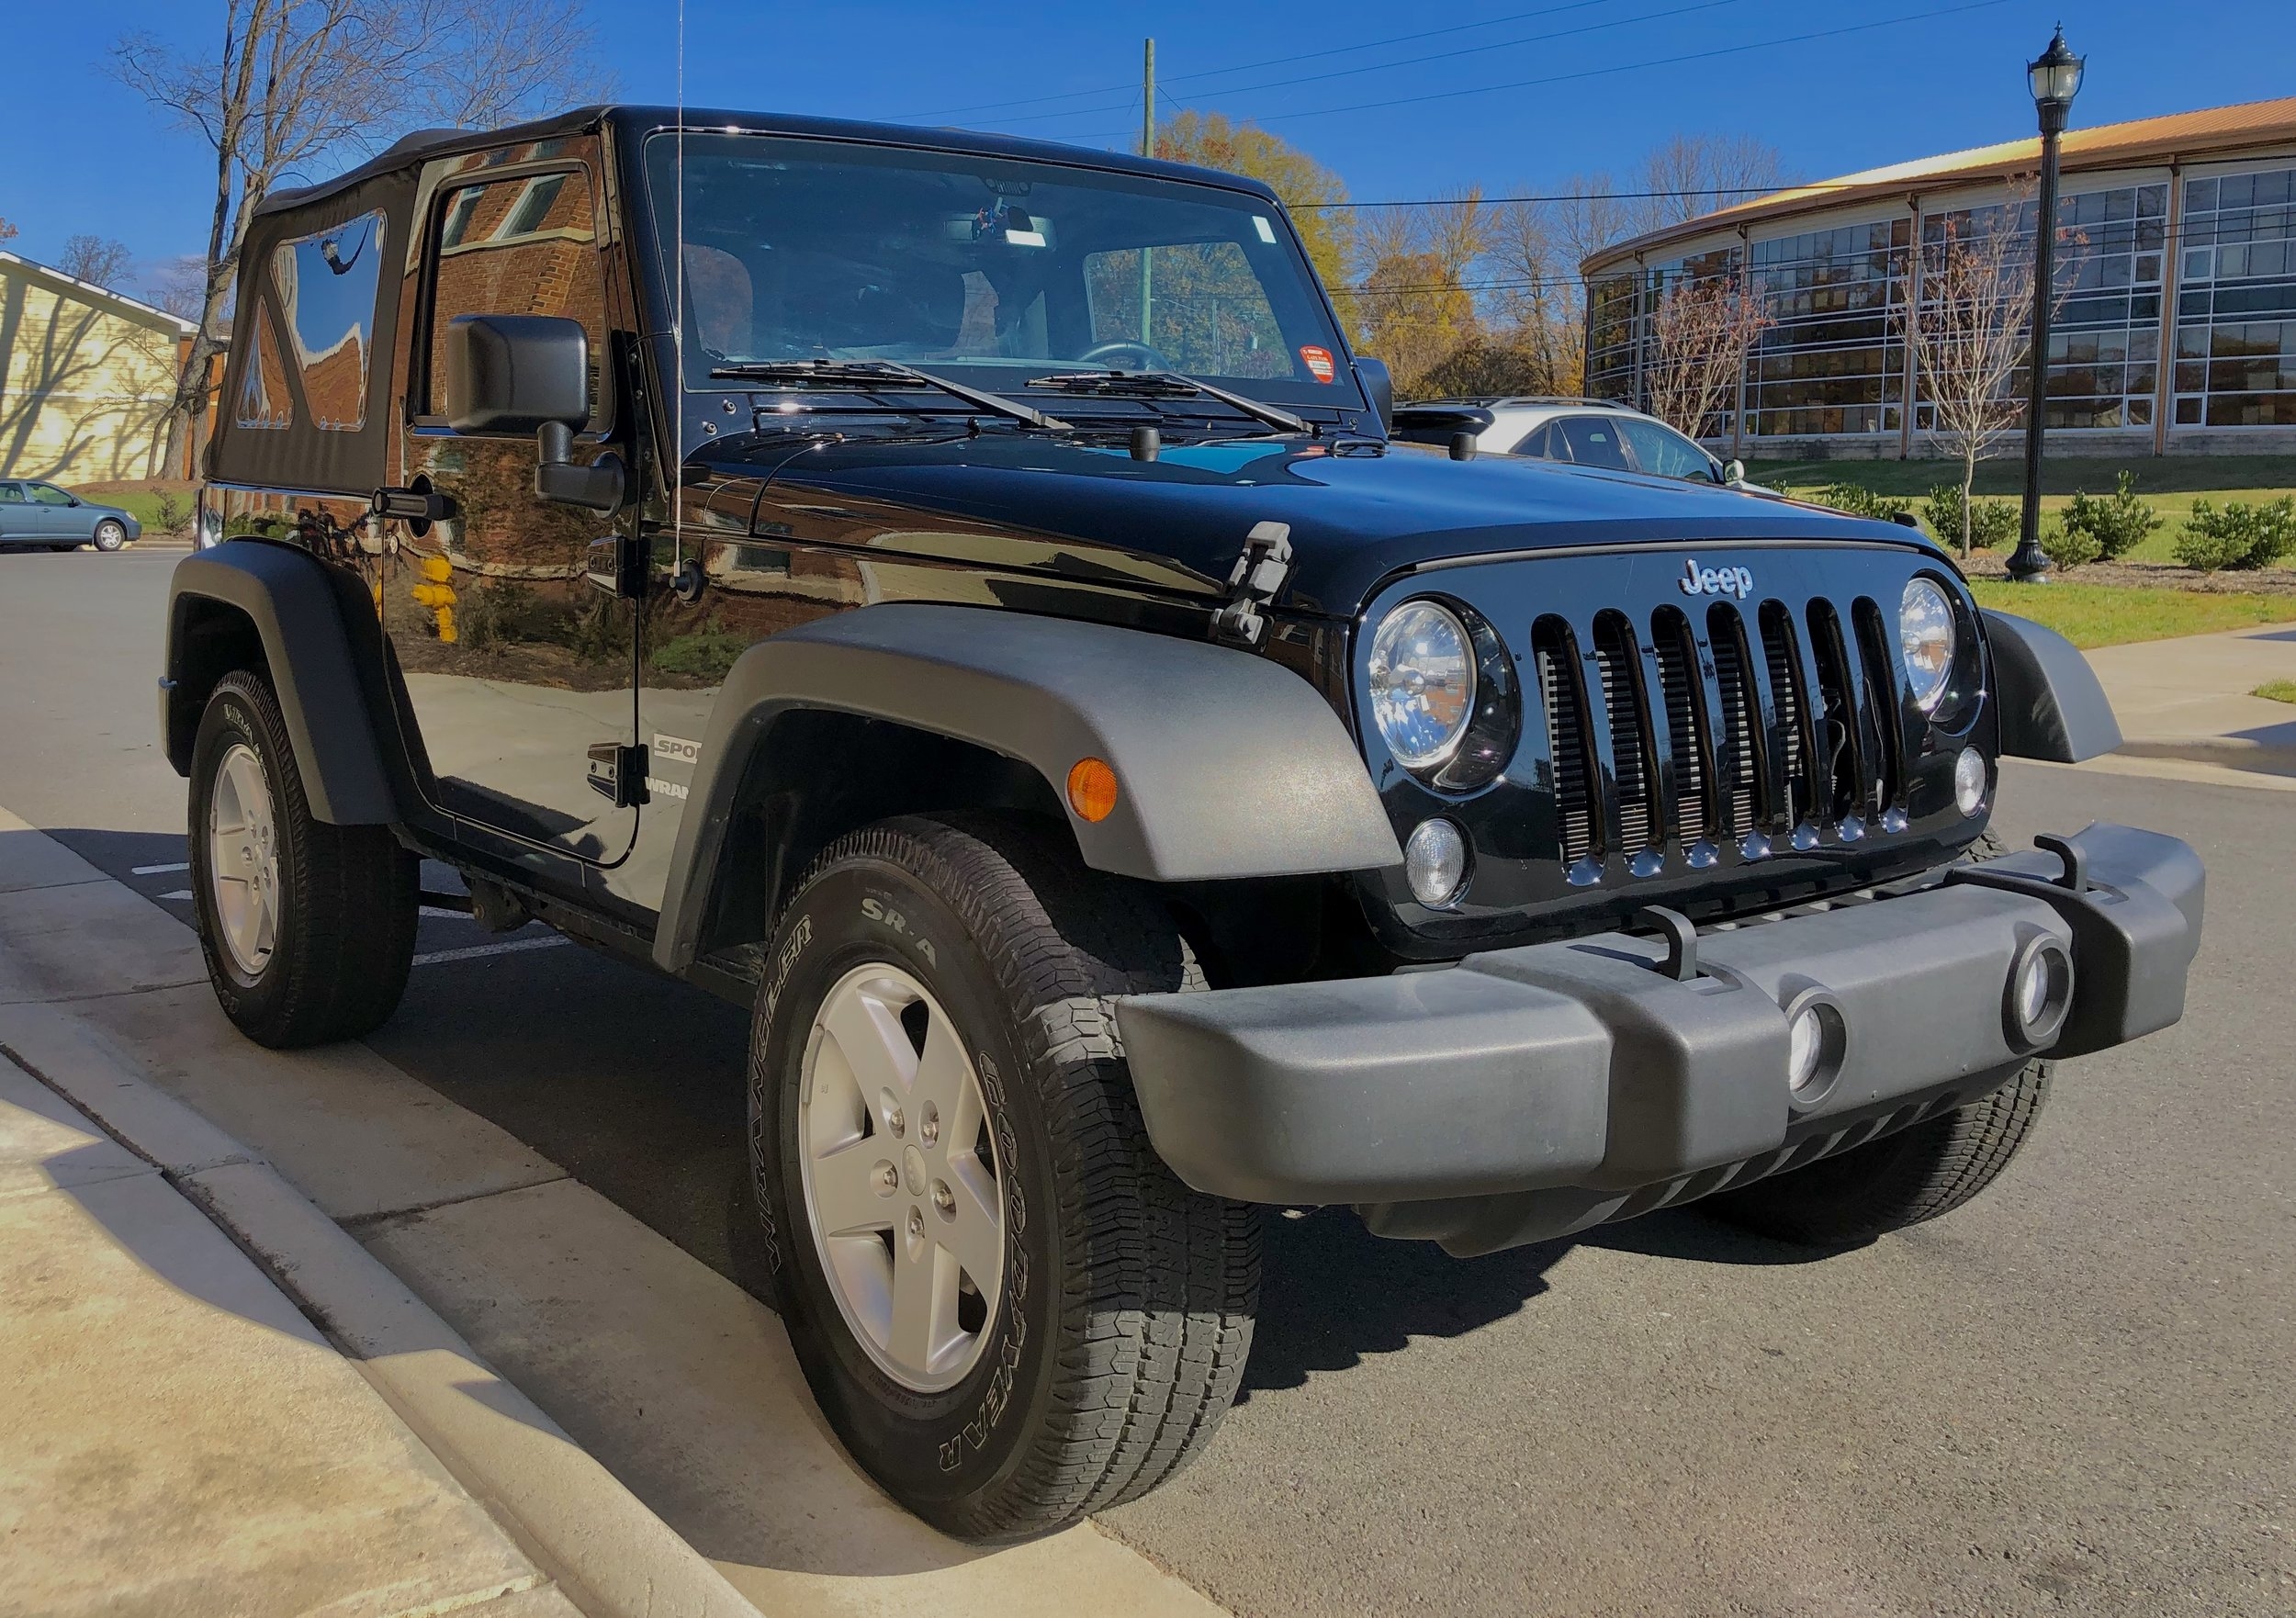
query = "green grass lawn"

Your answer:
(1747, 455), (2296, 565)
(1969, 579), (2296, 647)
